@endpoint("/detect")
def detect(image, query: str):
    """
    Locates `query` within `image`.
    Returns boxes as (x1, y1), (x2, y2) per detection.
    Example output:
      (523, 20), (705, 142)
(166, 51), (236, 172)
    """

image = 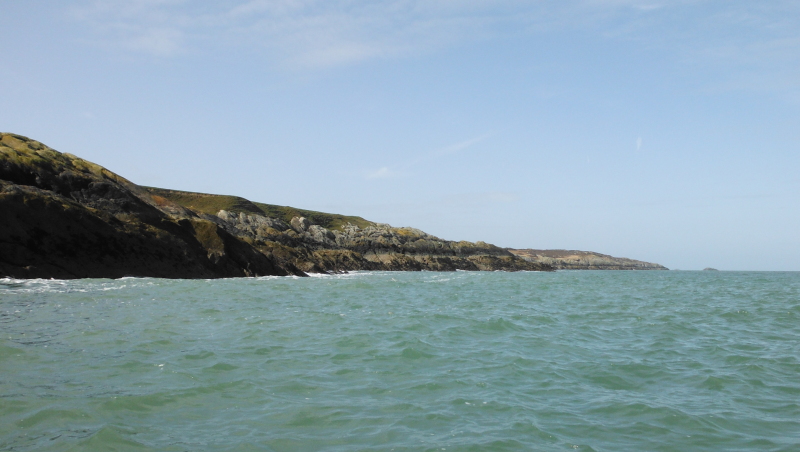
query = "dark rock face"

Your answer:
(0, 134), (299, 279)
(508, 249), (667, 270)
(1, 133), (551, 279)
(1, 183), (214, 279)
